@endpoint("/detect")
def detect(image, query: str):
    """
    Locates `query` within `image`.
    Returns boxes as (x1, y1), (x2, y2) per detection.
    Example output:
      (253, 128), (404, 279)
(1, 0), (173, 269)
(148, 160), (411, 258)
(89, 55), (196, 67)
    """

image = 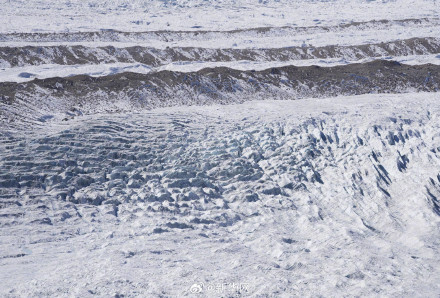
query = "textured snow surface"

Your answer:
(1, 93), (440, 296)
(0, 1), (439, 82)
(0, 0), (439, 32)
(1, 19), (439, 49)
(1, 0), (440, 296)
(0, 0), (439, 33)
